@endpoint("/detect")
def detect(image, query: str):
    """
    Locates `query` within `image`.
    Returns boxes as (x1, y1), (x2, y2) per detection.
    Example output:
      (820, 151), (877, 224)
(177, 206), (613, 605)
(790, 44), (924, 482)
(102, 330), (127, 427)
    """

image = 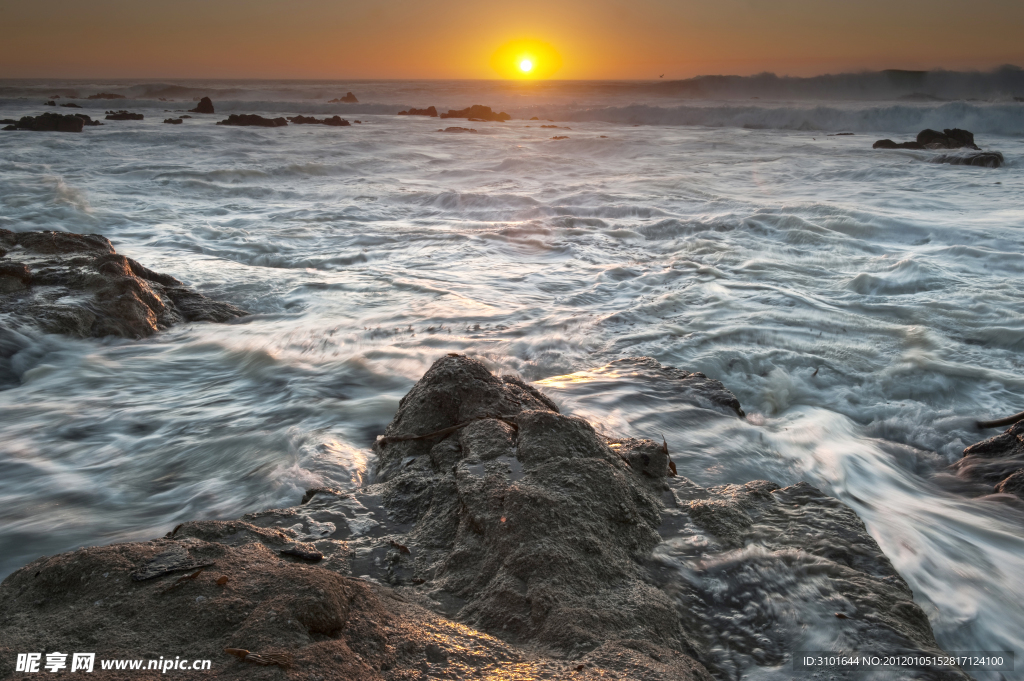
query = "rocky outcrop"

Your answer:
(0, 229), (247, 339)
(104, 110), (144, 120)
(0, 355), (969, 679)
(328, 92), (359, 103)
(190, 96), (215, 114)
(75, 113), (103, 126)
(874, 128), (983, 151)
(398, 106), (438, 117)
(2, 113), (85, 132)
(439, 105), (511, 122)
(87, 92), (126, 100)
(287, 115), (351, 126)
(953, 421), (1024, 500)
(216, 114), (288, 127)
